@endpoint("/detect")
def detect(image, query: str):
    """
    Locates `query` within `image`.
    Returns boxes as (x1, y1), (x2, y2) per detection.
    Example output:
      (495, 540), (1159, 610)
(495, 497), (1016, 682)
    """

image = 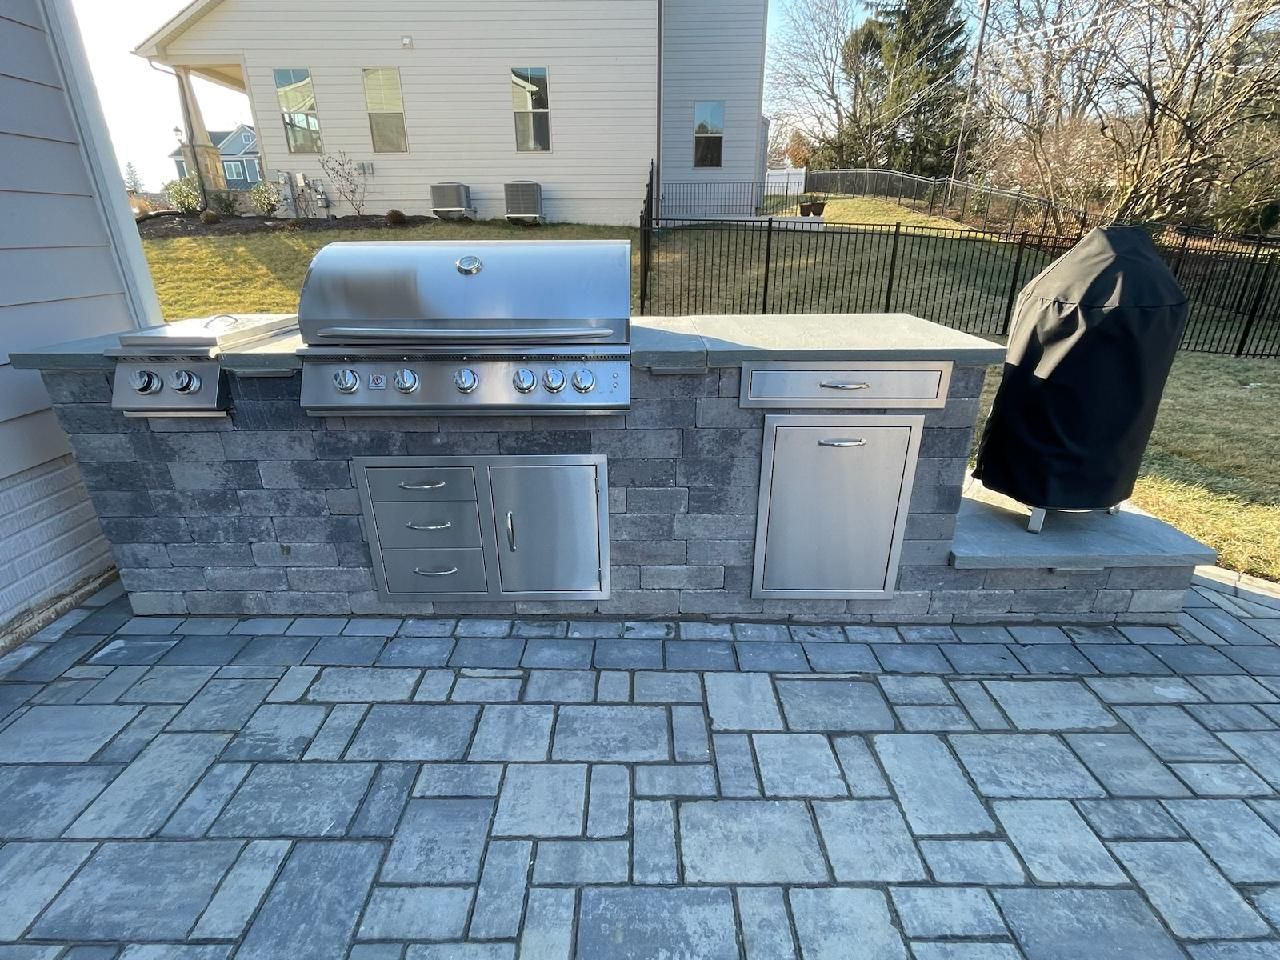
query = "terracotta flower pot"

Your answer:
(810, 201), (826, 216)
(799, 202), (814, 216)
